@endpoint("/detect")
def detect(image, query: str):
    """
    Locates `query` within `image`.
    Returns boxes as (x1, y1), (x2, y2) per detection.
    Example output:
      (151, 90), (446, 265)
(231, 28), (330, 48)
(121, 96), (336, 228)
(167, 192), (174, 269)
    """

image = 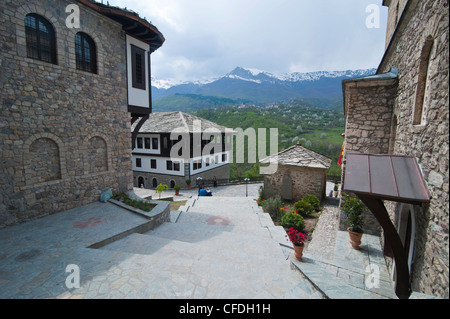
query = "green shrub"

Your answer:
(342, 193), (367, 233)
(302, 195), (320, 210)
(263, 195), (283, 222)
(294, 200), (314, 217)
(281, 211), (305, 232)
